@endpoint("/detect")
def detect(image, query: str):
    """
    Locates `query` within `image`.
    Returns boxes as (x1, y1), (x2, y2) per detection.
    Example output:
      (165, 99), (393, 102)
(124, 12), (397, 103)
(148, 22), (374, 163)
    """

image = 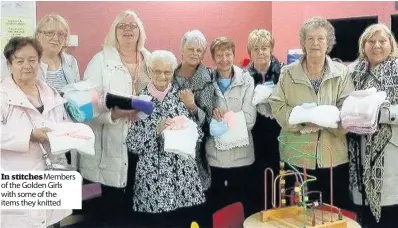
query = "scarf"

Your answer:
(247, 56), (284, 85)
(348, 57), (398, 222)
(148, 82), (171, 102)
